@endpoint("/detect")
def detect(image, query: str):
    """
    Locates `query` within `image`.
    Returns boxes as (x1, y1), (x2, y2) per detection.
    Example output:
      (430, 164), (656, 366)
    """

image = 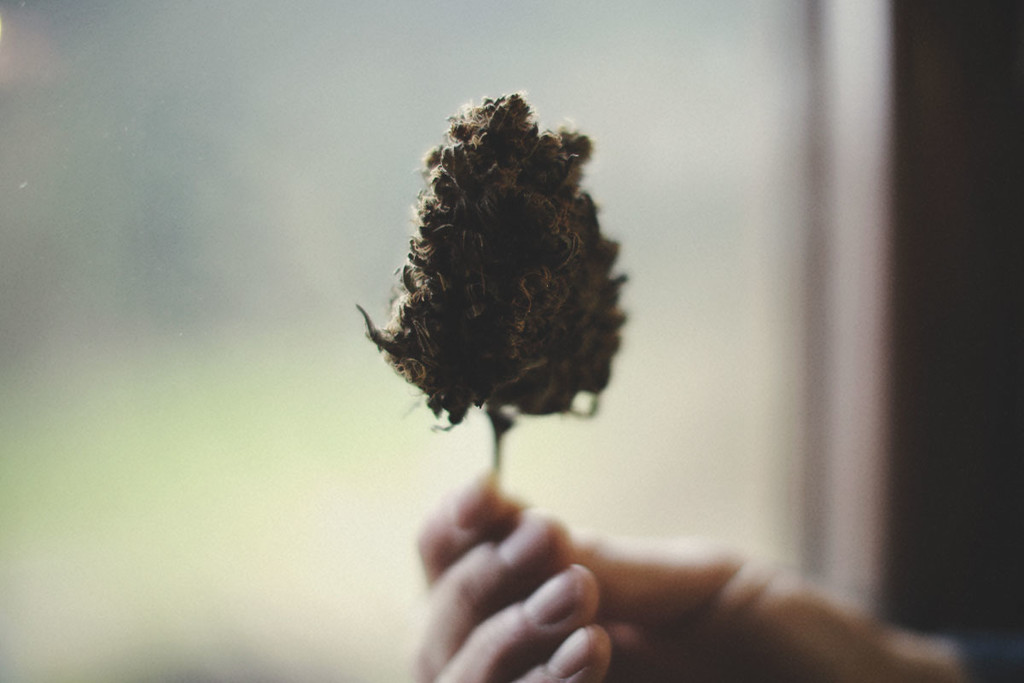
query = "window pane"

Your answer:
(0, 1), (808, 680)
